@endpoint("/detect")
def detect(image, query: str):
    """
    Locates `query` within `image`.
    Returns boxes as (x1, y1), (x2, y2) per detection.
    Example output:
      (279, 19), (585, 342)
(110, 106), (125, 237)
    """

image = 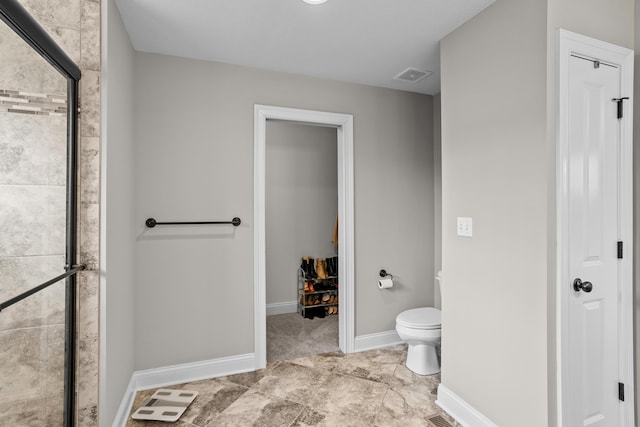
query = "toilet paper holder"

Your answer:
(379, 269), (393, 279)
